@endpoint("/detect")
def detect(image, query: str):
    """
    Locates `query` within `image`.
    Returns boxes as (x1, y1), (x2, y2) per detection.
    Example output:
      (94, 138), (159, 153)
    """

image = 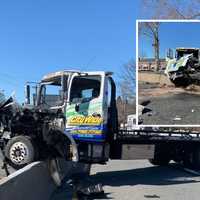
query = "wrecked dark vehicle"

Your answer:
(0, 73), (78, 170)
(0, 96), (71, 169)
(165, 48), (200, 87)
